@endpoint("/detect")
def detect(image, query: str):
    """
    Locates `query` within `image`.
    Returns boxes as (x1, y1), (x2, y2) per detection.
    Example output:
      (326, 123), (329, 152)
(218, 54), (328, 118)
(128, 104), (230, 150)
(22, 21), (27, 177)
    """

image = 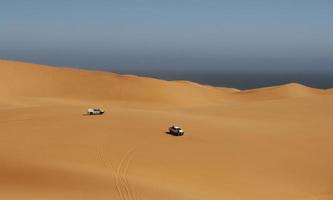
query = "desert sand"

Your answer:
(1, 60), (333, 200)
